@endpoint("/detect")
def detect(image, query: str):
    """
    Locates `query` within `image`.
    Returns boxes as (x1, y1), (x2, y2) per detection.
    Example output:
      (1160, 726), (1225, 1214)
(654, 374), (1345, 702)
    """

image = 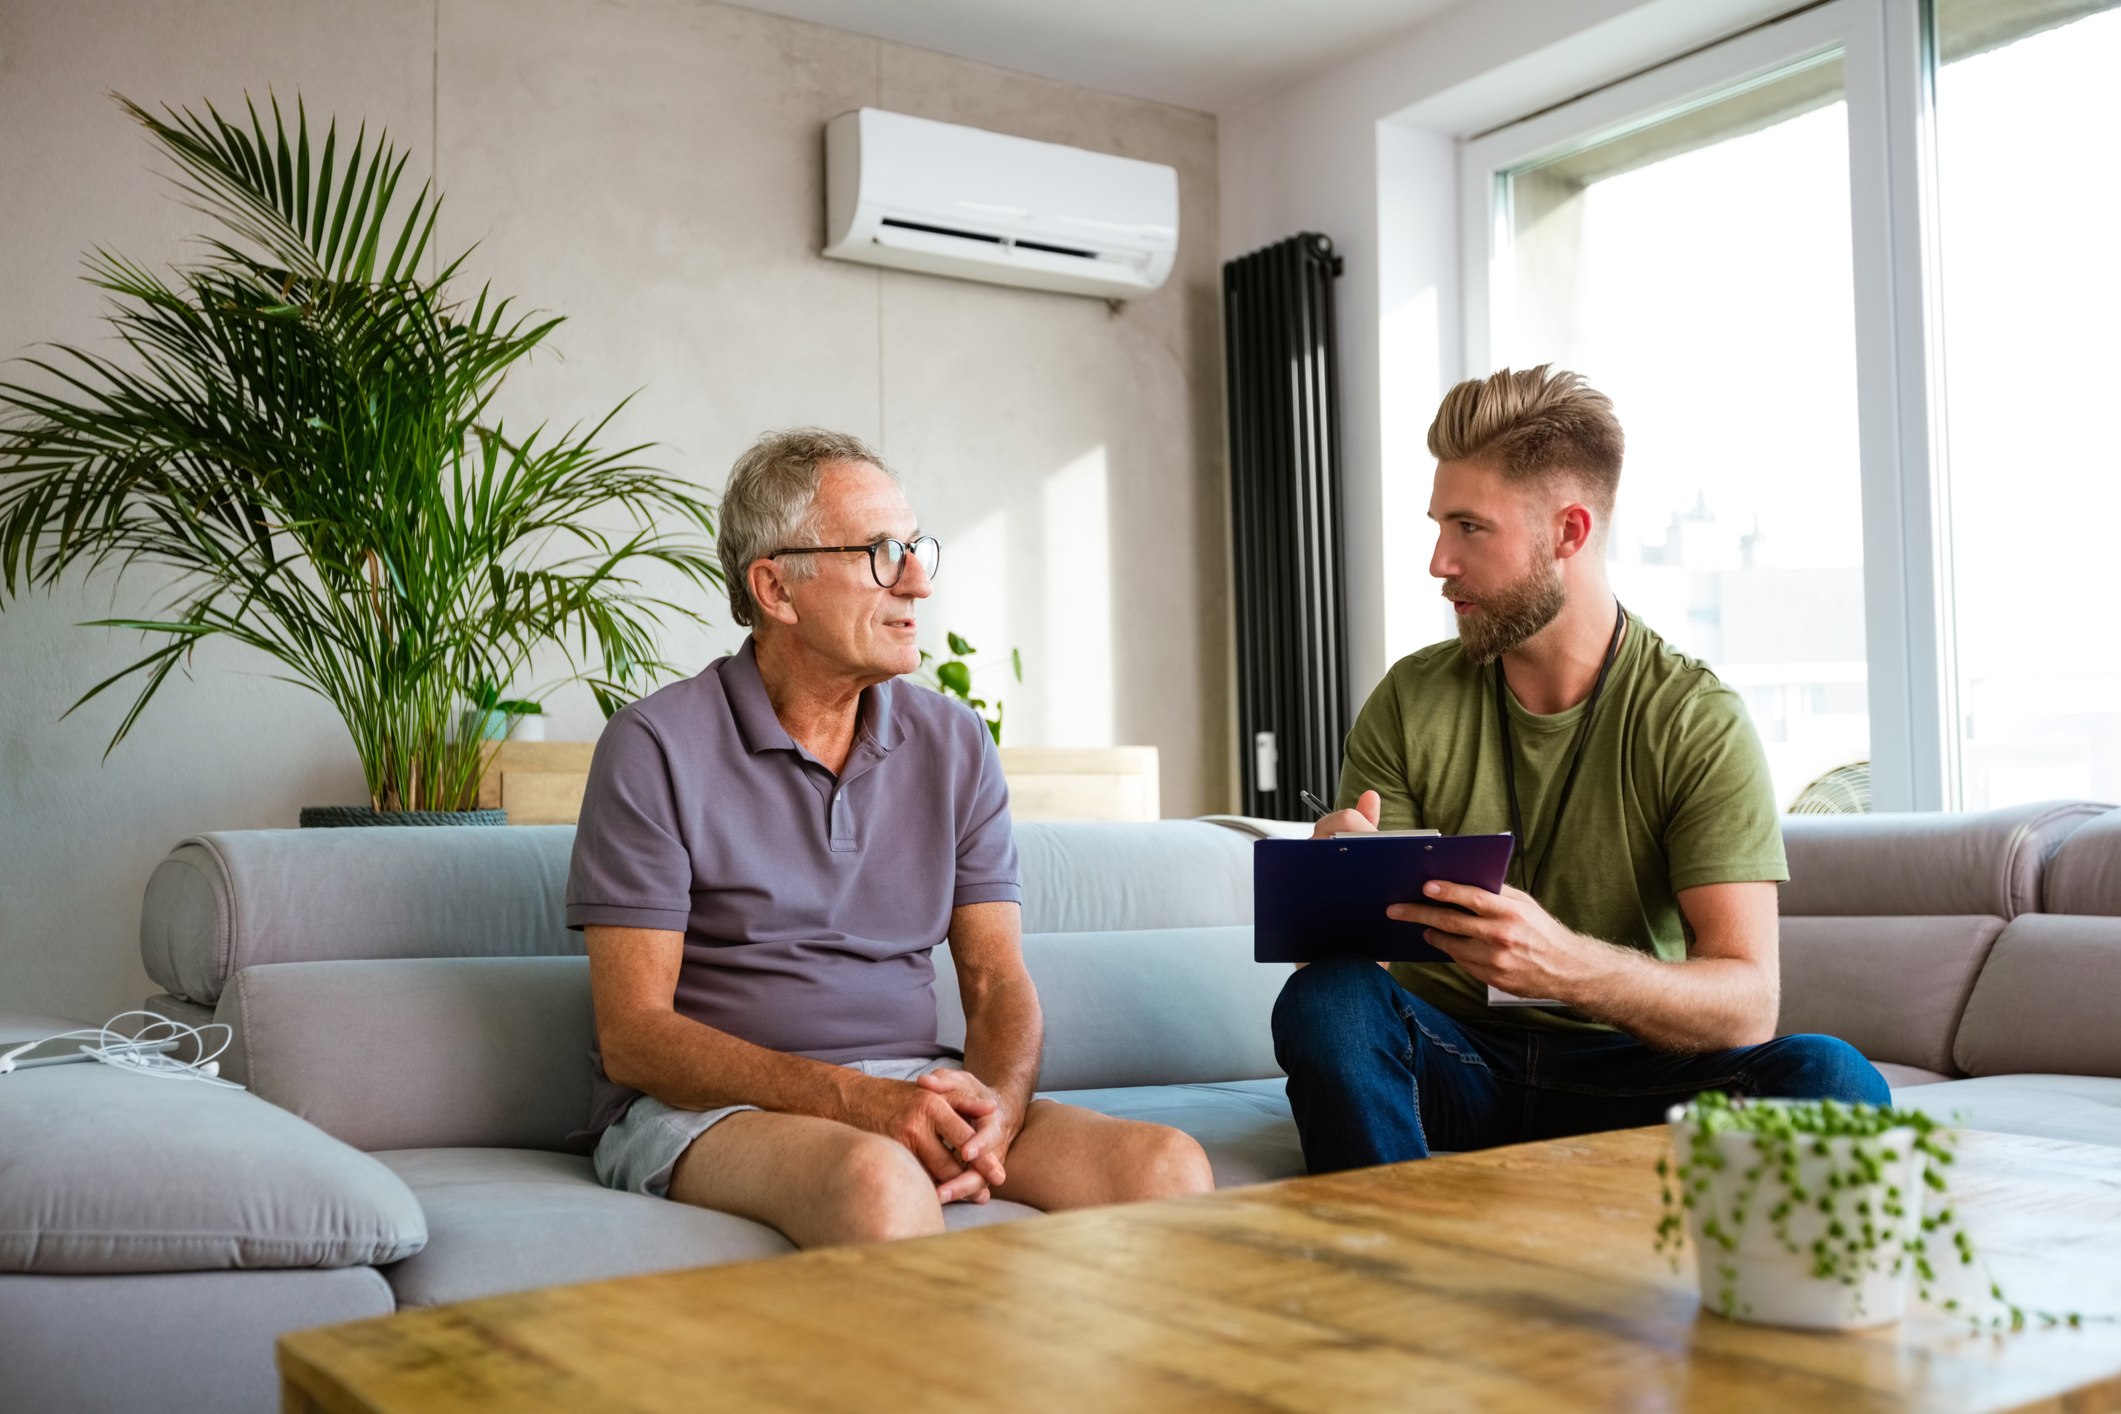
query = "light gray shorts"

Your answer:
(593, 1055), (959, 1198)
